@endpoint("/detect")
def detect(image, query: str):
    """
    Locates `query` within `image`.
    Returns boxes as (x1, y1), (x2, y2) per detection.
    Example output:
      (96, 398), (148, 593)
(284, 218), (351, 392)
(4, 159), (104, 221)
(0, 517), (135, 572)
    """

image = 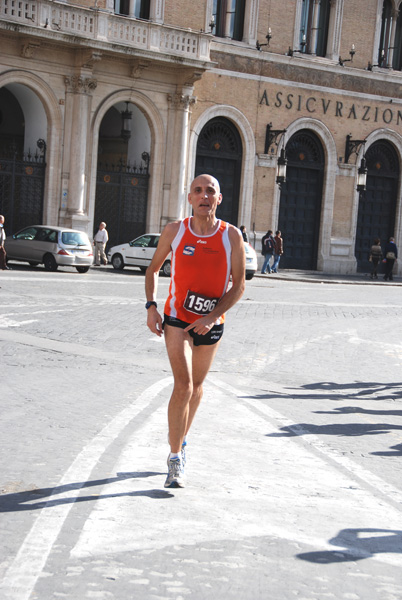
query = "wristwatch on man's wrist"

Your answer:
(145, 301), (157, 310)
